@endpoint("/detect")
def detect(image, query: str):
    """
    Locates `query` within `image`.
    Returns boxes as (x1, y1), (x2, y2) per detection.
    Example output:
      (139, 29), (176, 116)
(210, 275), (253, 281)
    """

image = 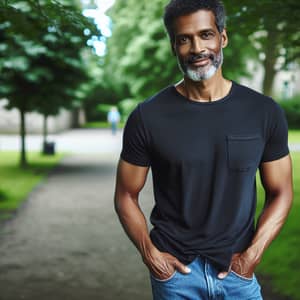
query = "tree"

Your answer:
(0, 0), (100, 166)
(104, 0), (300, 101)
(104, 0), (256, 101)
(79, 51), (124, 122)
(224, 0), (300, 96)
